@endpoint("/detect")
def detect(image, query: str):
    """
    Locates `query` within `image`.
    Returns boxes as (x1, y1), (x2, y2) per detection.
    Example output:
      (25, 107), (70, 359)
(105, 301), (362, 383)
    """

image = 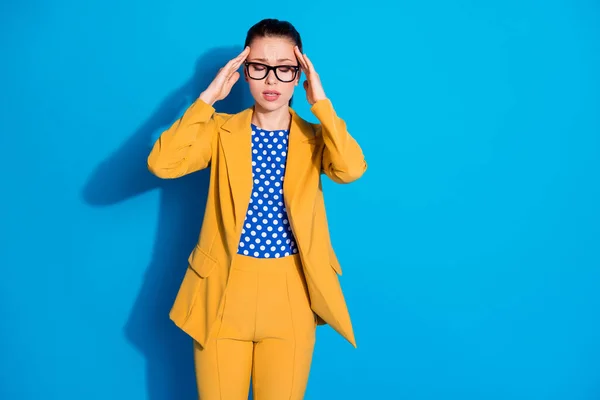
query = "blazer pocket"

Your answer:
(187, 244), (218, 278)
